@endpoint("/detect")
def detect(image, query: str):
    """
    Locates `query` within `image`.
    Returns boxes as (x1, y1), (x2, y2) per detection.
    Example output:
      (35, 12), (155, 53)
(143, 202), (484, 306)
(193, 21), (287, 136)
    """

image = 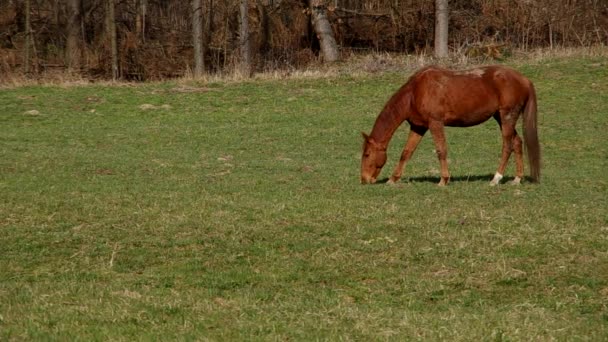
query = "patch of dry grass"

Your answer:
(2, 46), (606, 89)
